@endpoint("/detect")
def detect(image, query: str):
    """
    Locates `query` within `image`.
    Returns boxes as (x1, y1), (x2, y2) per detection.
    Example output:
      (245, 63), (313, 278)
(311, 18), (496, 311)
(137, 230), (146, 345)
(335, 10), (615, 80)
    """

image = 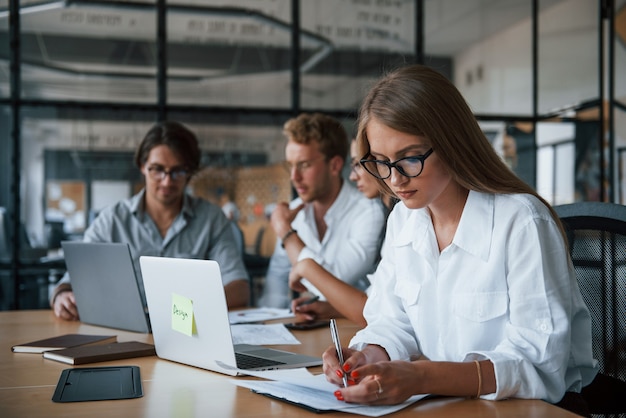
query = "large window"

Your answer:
(1, 0), (625, 310)
(300, 0), (418, 111)
(166, 1), (292, 107)
(18, 1), (157, 102)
